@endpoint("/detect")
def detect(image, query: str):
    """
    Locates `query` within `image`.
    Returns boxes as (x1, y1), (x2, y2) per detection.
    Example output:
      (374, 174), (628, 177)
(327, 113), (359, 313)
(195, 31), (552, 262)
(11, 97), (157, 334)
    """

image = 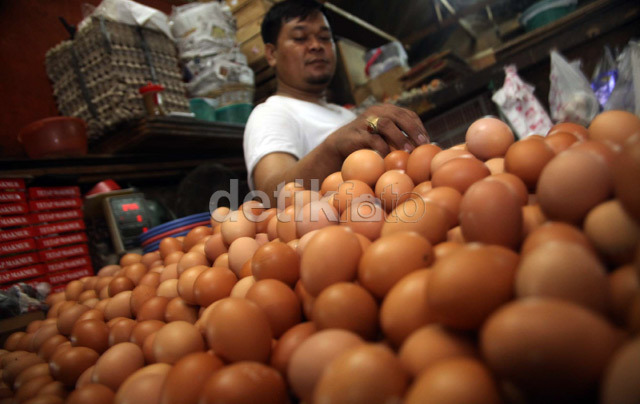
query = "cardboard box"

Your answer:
(225, 0), (254, 13)
(30, 209), (83, 225)
(0, 215), (31, 228)
(28, 186), (81, 200)
(0, 227), (36, 243)
(36, 233), (88, 250)
(0, 179), (25, 190)
(0, 203), (29, 216)
(28, 198), (83, 212)
(0, 239), (36, 256)
(235, 0), (271, 28)
(367, 65), (408, 102)
(38, 244), (89, 262)
(34, 220), (86, 237)
(0, 192), (27, 203)
(0, 252), (40, 271)
(0, 264), (46, 285)
(45, 255), (92, 273)
(241, 33), (267, 69)
(237, 16), (263, 44)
